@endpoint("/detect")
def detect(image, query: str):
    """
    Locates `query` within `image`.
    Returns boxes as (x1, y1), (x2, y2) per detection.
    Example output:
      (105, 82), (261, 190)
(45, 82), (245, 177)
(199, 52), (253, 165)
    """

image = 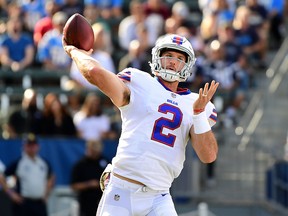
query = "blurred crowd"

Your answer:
(0, 0), (287, 215)
(0, 0), (287, 139)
